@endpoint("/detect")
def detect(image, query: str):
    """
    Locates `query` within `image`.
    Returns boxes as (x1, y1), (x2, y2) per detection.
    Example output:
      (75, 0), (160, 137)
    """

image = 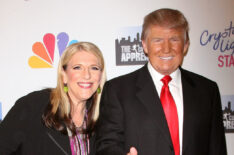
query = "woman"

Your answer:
(0, 42), (106, 155)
